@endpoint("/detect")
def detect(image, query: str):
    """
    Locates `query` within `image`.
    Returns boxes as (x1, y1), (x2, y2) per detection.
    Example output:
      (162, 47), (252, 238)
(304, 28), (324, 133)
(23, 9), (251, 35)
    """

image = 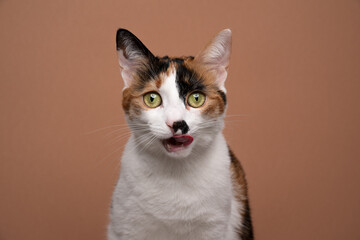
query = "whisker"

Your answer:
(94, 143), (124, 169)
(127, 133), (153, 154)
(137, 135), (157, 154)
(105, 132), (132, 147)
(84, 124), (127, 135)
(224, 114), (249, 118)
